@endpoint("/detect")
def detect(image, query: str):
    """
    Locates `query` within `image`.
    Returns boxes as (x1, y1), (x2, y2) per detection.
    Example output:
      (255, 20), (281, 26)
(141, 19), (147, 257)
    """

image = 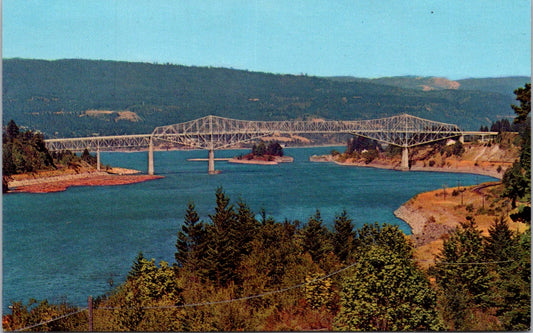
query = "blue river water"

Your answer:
(2, 146), (496, 310)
